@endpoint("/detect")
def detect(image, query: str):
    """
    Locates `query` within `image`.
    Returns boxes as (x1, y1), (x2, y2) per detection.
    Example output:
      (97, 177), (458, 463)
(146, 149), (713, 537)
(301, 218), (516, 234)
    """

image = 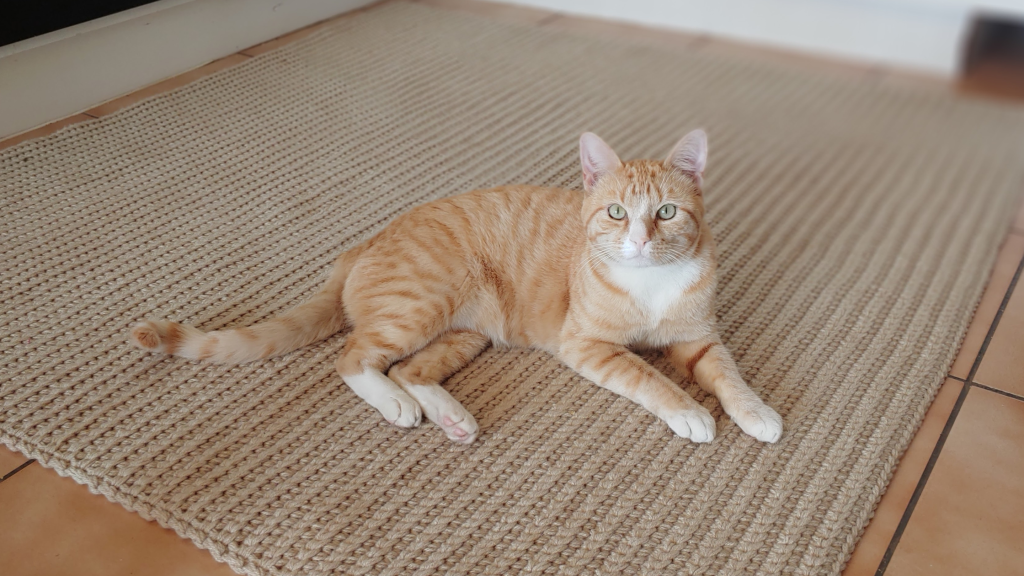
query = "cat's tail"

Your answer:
(129, 246), (365, 364)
